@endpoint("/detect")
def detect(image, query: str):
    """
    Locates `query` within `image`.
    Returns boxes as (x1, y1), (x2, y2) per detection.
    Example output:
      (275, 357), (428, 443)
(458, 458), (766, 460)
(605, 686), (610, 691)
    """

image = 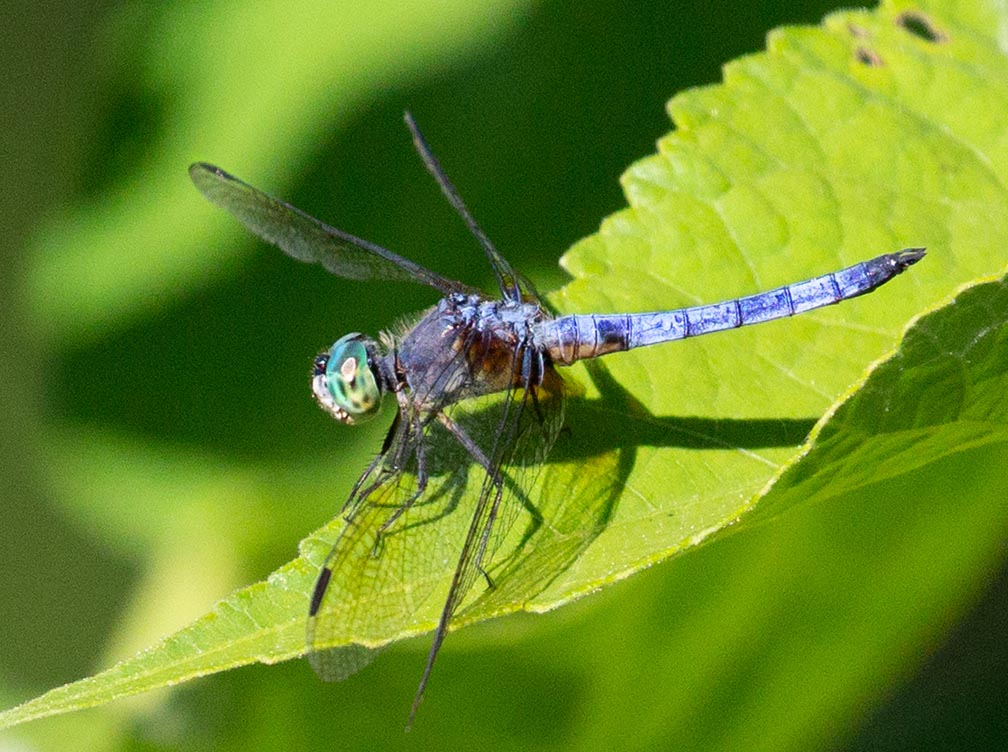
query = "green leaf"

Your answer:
(6, 0), (1008, 732)
(750, 276), (1008, 526)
